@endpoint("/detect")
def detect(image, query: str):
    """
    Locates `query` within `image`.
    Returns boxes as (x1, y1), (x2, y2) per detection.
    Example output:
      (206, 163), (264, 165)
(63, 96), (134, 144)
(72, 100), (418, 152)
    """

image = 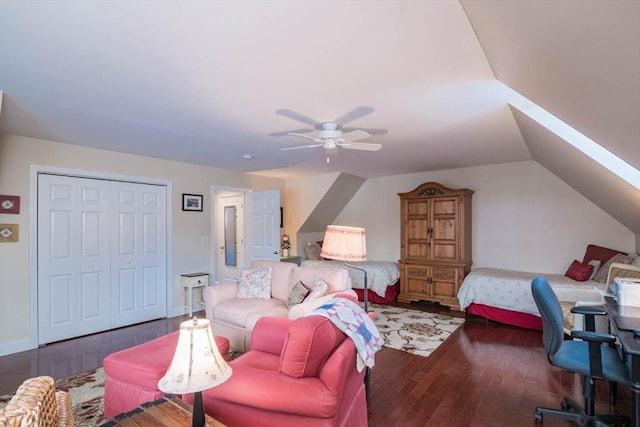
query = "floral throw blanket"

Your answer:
(307, 298), (383, 372)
